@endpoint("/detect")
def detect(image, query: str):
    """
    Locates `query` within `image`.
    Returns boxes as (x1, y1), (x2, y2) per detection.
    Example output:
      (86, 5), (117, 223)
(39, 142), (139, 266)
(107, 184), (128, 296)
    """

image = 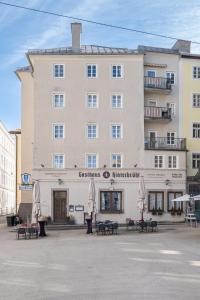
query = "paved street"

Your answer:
(0, 225), (200, 300)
